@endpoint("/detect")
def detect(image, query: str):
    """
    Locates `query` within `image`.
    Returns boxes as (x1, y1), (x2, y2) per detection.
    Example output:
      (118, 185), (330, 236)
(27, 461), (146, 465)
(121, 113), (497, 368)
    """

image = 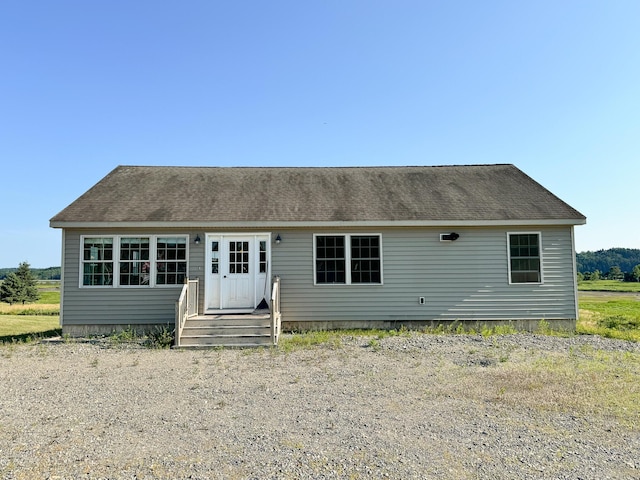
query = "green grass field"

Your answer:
(0, 315), (60, 342)
(576, 280), (640, 341)
(579, 280), (640, 292)
(38, 290), (61, 304)
(578, 292), (640, 342)
(0, 282), (60, 341)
